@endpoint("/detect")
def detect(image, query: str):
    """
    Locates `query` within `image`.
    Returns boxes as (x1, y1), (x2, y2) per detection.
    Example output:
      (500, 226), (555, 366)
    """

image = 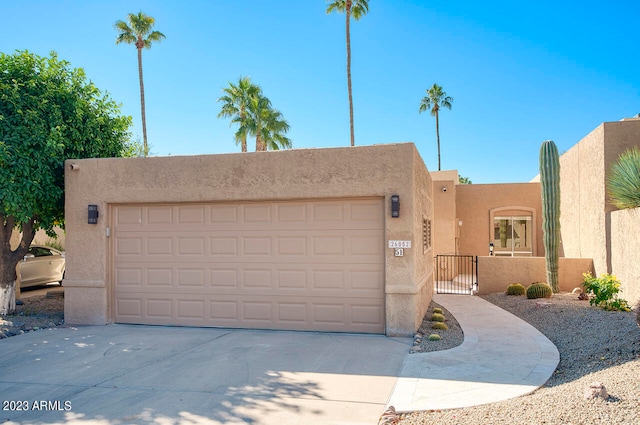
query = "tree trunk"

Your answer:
(0, 217), (35, 315)
(256, 134), (265, 152)
(346, 4), (355, 147)
(137, 43), (148, 157)
(0, 282), (16, 315)
(240, 110), (247, 153)
(435, 111), (441, 171)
